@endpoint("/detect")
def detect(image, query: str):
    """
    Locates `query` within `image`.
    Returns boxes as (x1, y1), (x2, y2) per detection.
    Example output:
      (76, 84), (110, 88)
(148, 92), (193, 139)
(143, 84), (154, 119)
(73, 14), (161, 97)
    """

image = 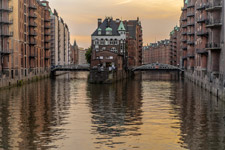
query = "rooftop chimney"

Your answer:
(98, 18), (102, 27)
